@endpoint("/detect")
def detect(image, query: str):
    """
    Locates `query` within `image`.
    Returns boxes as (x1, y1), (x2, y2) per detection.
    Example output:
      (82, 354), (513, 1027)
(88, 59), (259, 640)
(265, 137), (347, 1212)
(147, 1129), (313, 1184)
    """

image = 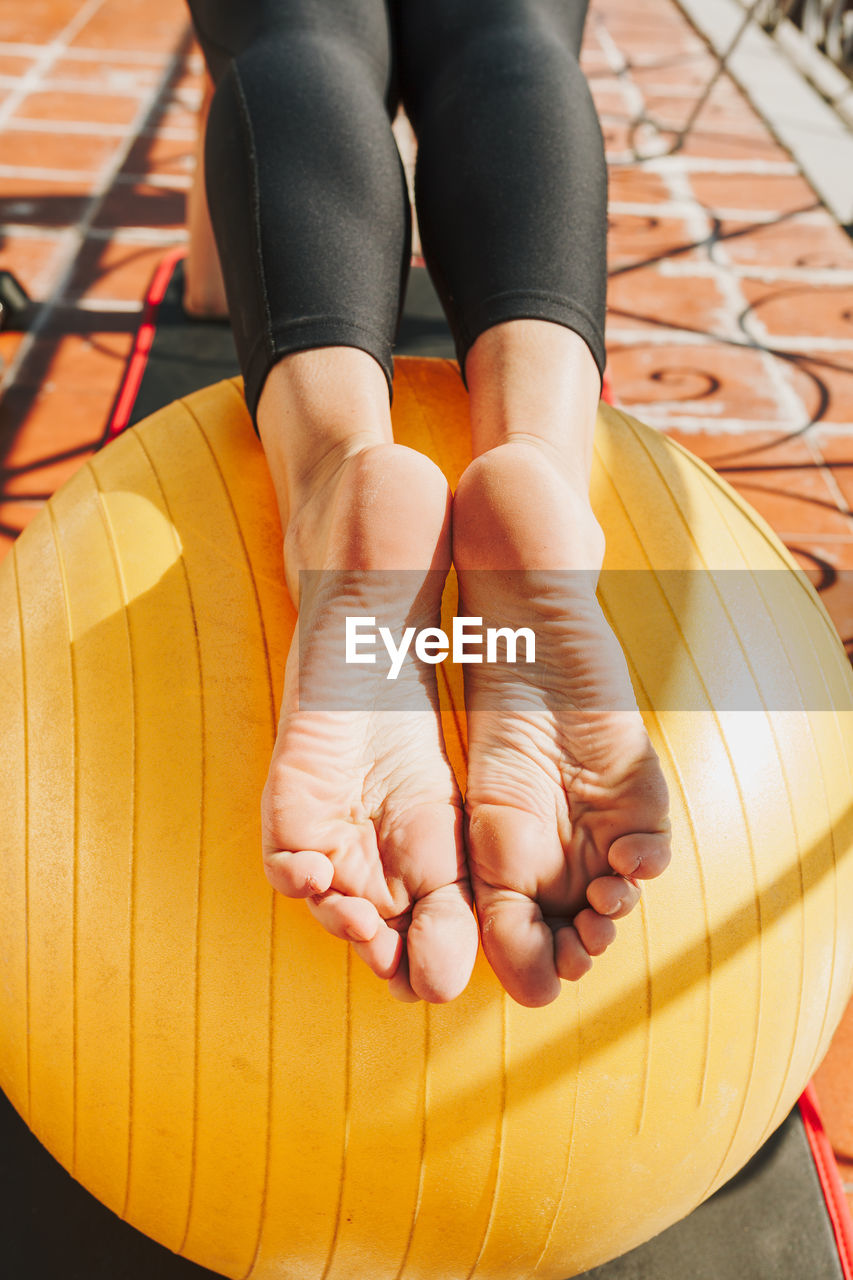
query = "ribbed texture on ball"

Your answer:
(1, 359), (852, 1279)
